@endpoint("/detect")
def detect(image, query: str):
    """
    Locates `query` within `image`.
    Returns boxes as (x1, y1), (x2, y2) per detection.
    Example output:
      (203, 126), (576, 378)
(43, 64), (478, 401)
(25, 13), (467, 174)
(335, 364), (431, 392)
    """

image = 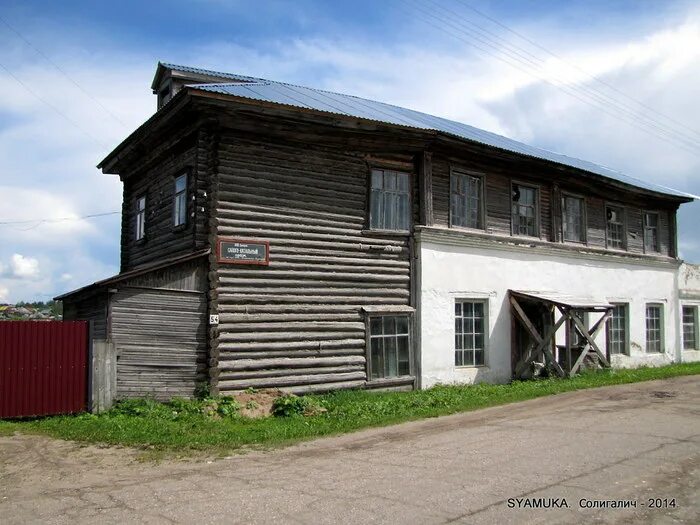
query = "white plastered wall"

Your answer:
(678, 263), (700, 363)
(418, 239), (680, 388)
